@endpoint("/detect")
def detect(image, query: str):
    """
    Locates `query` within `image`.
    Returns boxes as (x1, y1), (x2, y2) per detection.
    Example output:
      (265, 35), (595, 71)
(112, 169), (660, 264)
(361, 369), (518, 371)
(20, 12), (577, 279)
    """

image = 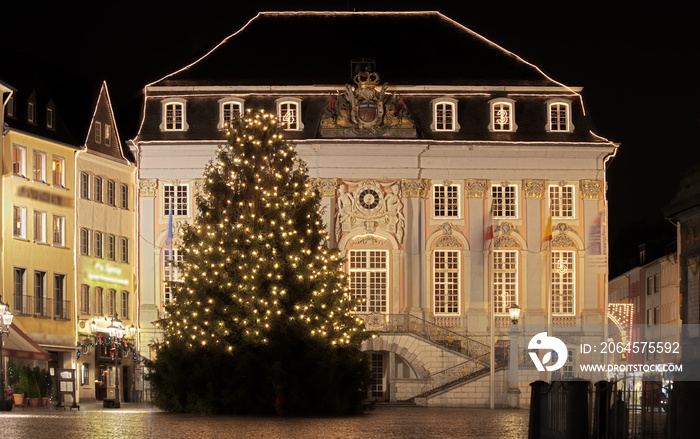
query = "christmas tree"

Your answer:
(149, 110), (370, 415)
